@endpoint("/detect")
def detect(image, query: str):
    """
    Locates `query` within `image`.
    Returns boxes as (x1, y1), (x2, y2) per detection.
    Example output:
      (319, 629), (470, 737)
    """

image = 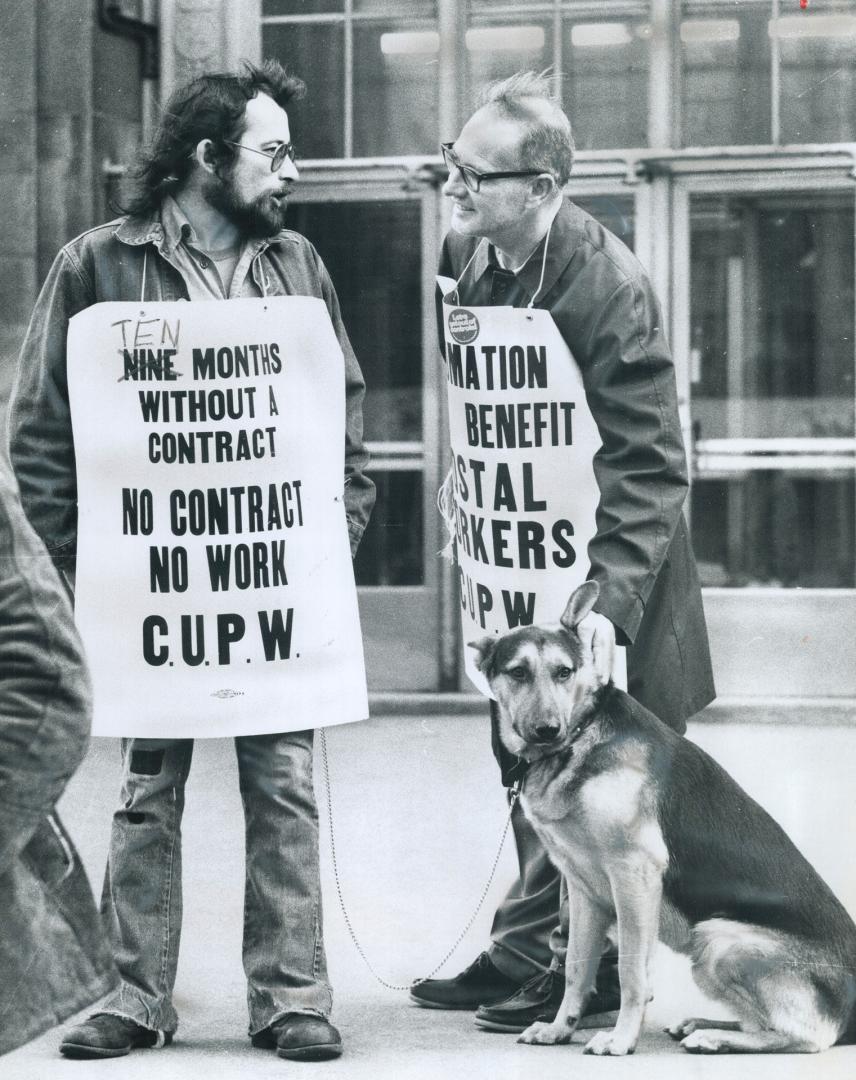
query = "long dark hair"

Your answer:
(123, 59), (305, 216)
